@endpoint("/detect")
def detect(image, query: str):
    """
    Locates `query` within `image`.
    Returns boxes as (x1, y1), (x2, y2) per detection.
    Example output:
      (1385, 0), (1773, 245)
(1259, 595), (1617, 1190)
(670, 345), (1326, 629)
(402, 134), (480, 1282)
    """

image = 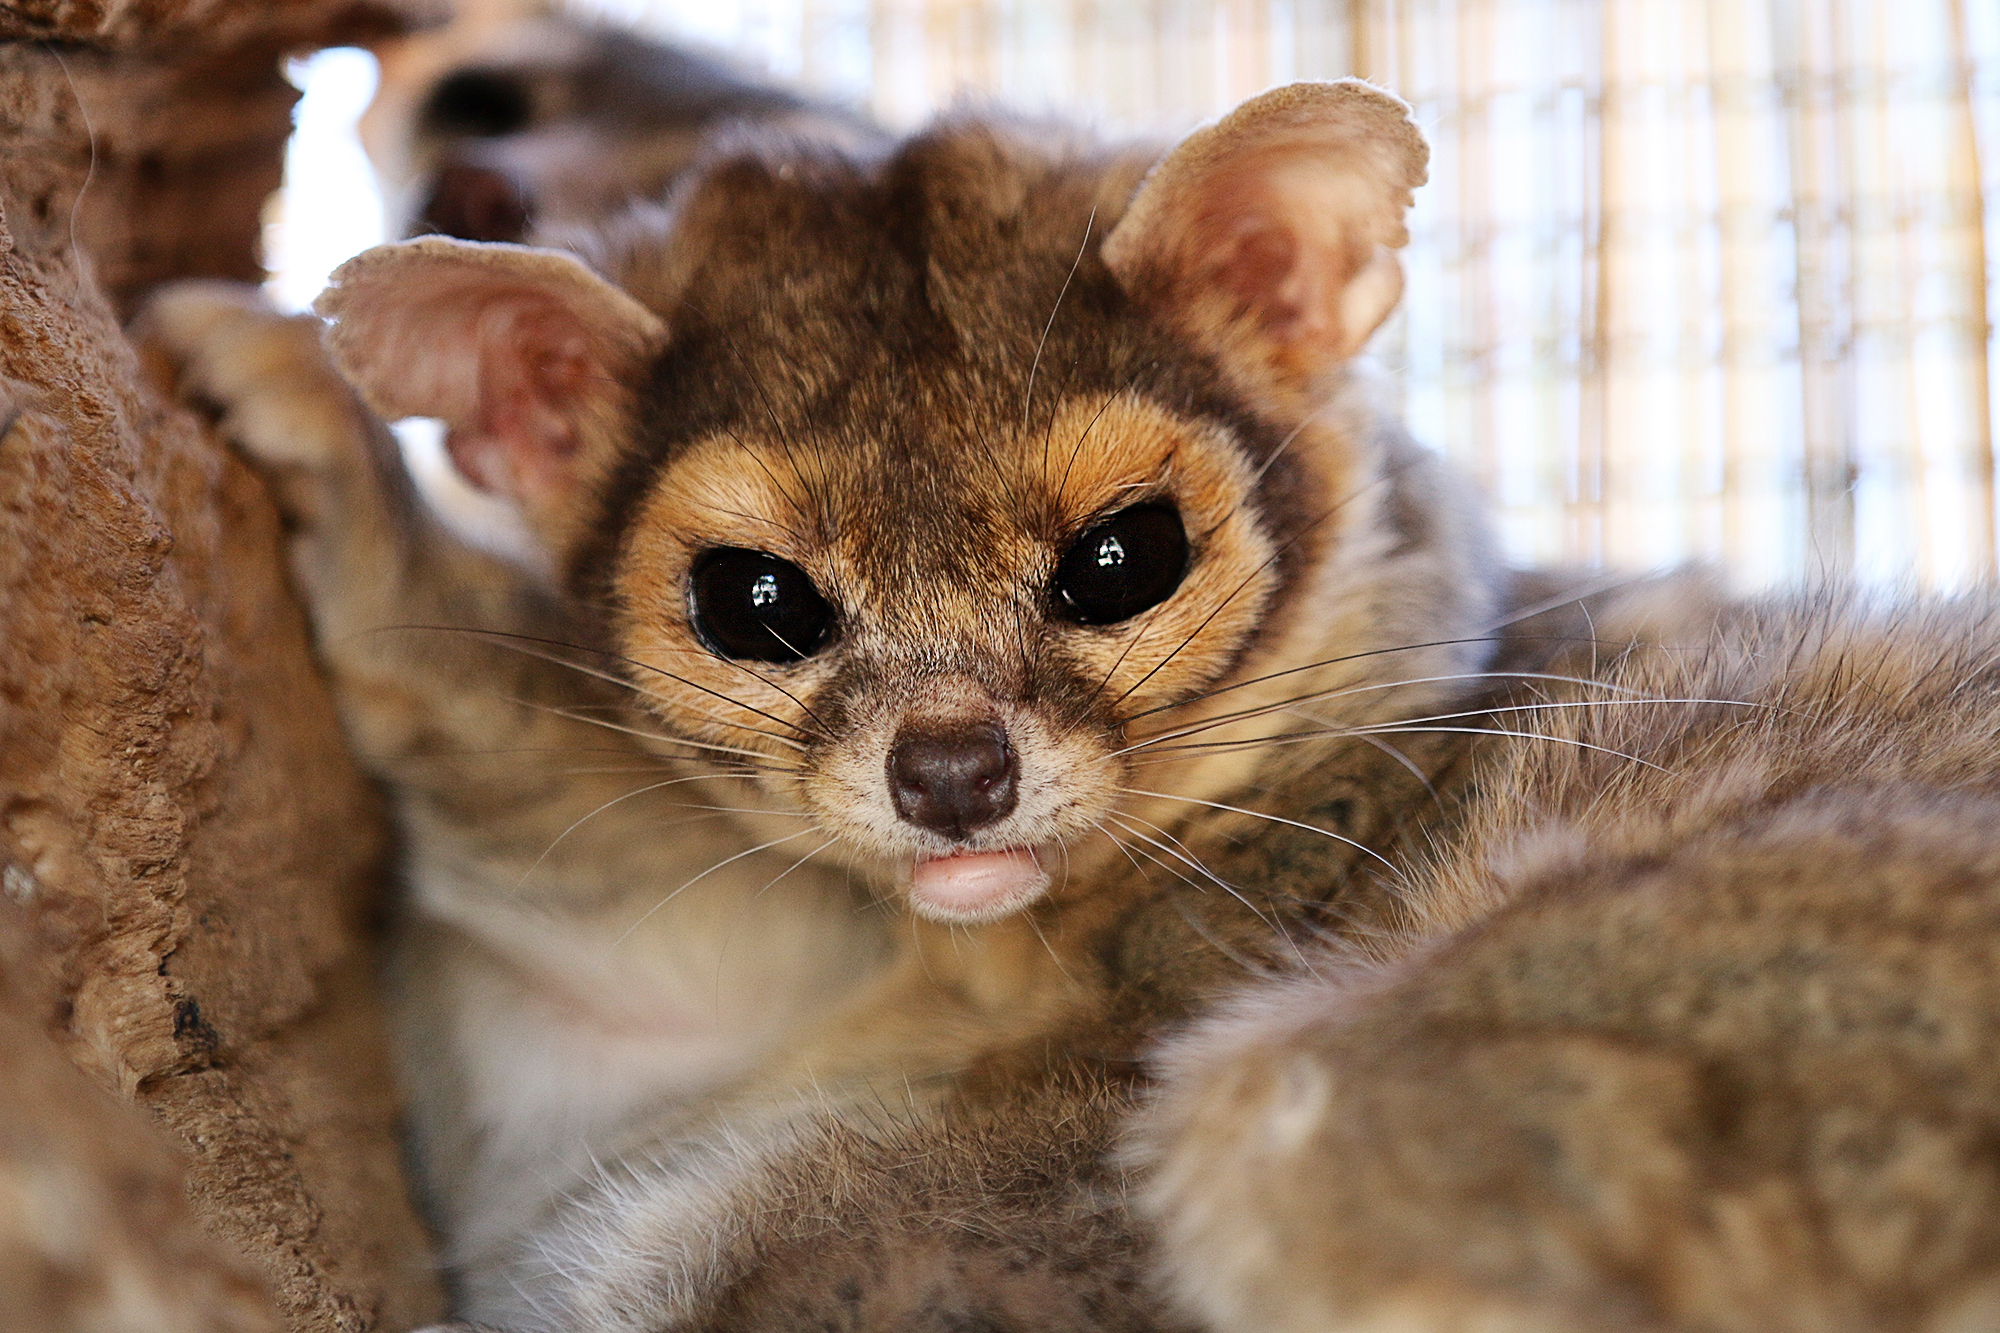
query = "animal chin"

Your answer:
(904, 846), (1053, 924)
